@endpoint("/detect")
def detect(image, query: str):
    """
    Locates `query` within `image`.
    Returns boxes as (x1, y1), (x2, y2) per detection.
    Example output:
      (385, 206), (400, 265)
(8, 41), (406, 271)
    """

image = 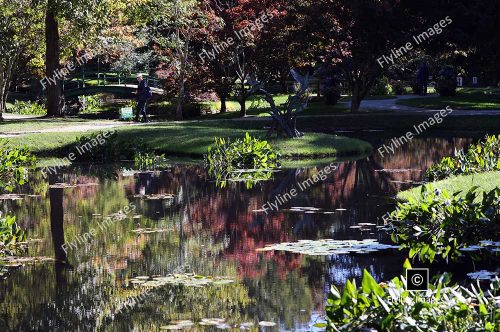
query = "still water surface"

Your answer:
(0, 136), (482, 331)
